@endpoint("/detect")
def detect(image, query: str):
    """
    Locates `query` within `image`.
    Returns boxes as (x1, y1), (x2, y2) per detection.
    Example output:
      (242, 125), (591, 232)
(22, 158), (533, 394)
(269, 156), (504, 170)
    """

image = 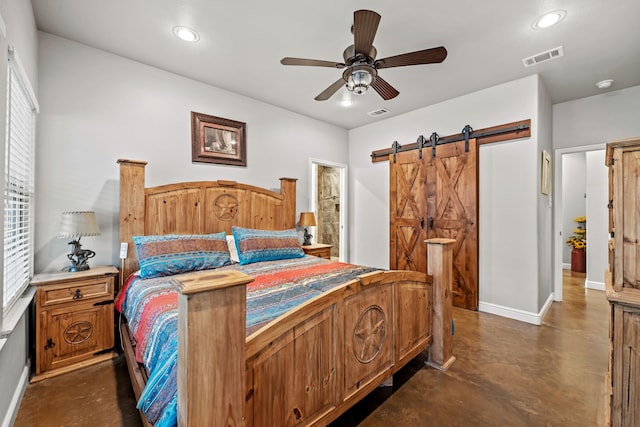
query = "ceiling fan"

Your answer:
(280, 9), (447, 101)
